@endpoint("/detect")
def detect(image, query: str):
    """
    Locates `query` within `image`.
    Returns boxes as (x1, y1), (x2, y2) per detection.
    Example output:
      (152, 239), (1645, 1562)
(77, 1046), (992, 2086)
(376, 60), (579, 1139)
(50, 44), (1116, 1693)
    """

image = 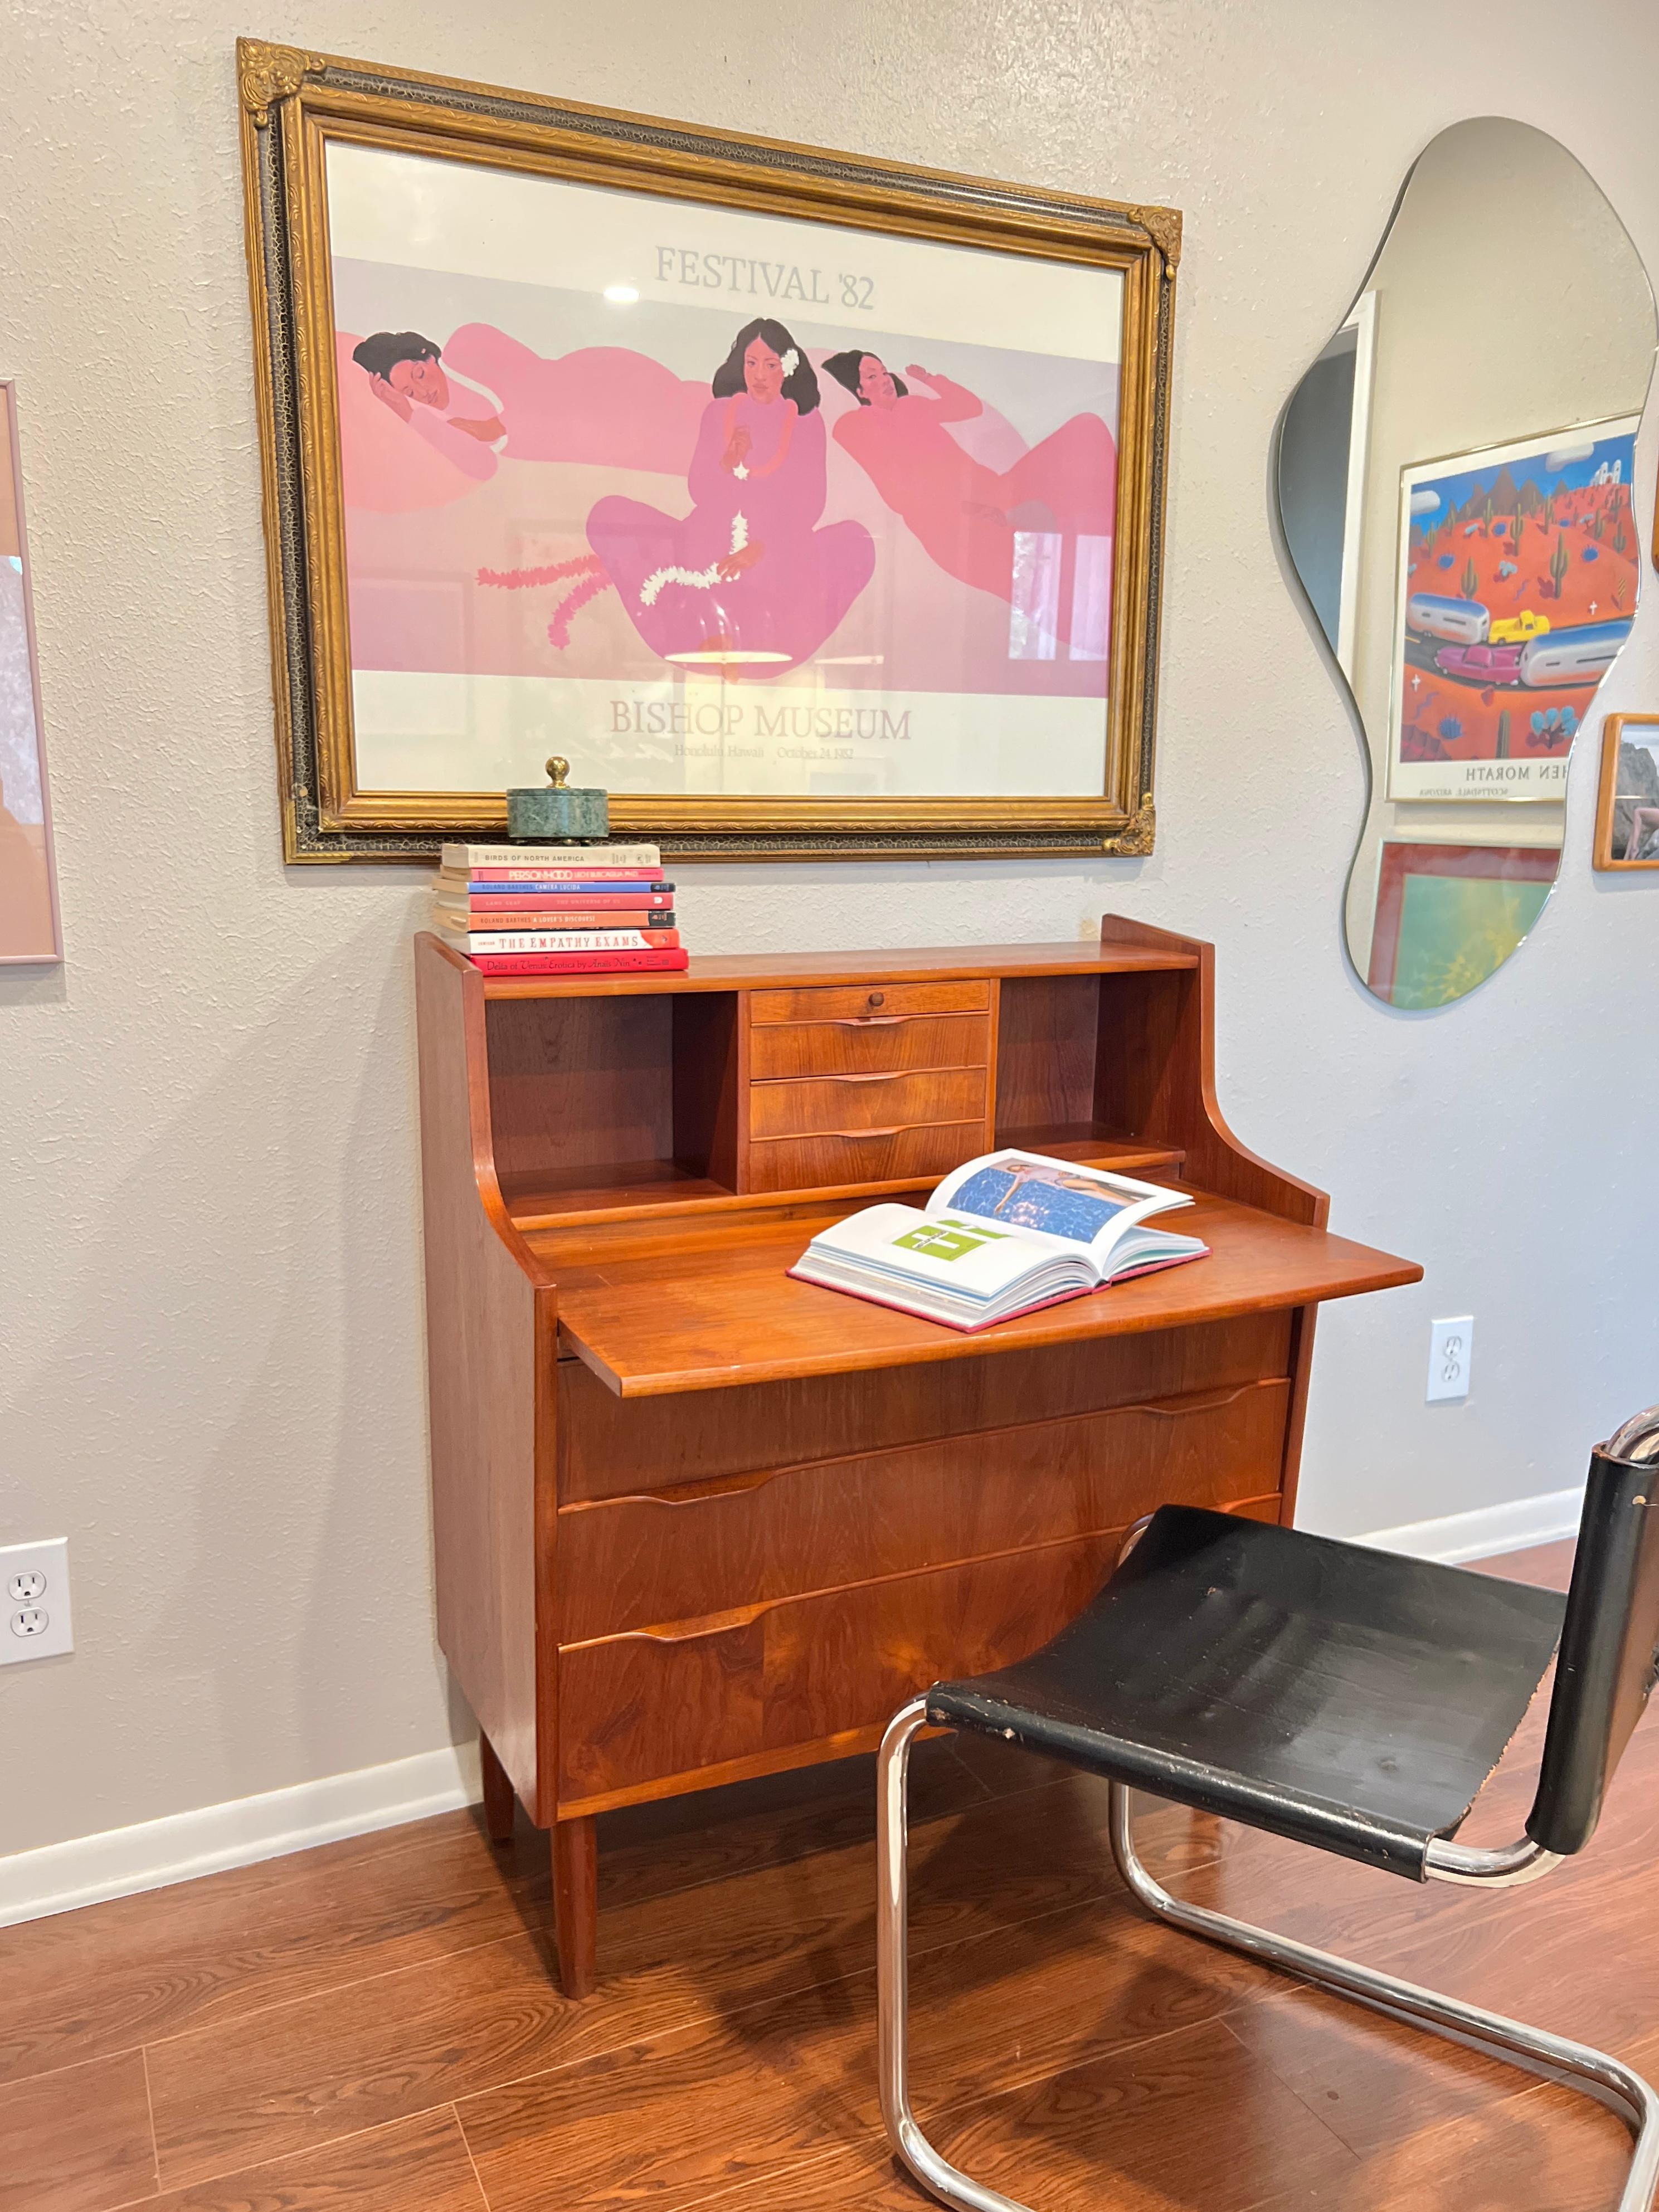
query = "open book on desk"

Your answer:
(787, 1148), (1210, 1332)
